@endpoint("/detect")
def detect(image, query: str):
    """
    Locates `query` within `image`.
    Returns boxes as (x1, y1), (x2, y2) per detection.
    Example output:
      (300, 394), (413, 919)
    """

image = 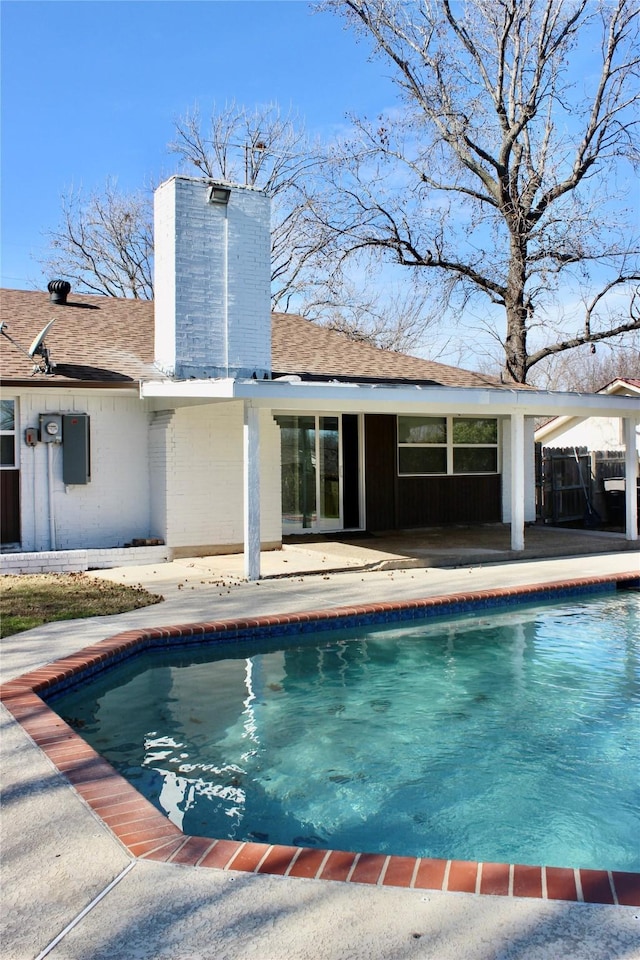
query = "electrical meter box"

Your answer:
(39, 414), (62, 443)
(62, 414), (91, 484)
